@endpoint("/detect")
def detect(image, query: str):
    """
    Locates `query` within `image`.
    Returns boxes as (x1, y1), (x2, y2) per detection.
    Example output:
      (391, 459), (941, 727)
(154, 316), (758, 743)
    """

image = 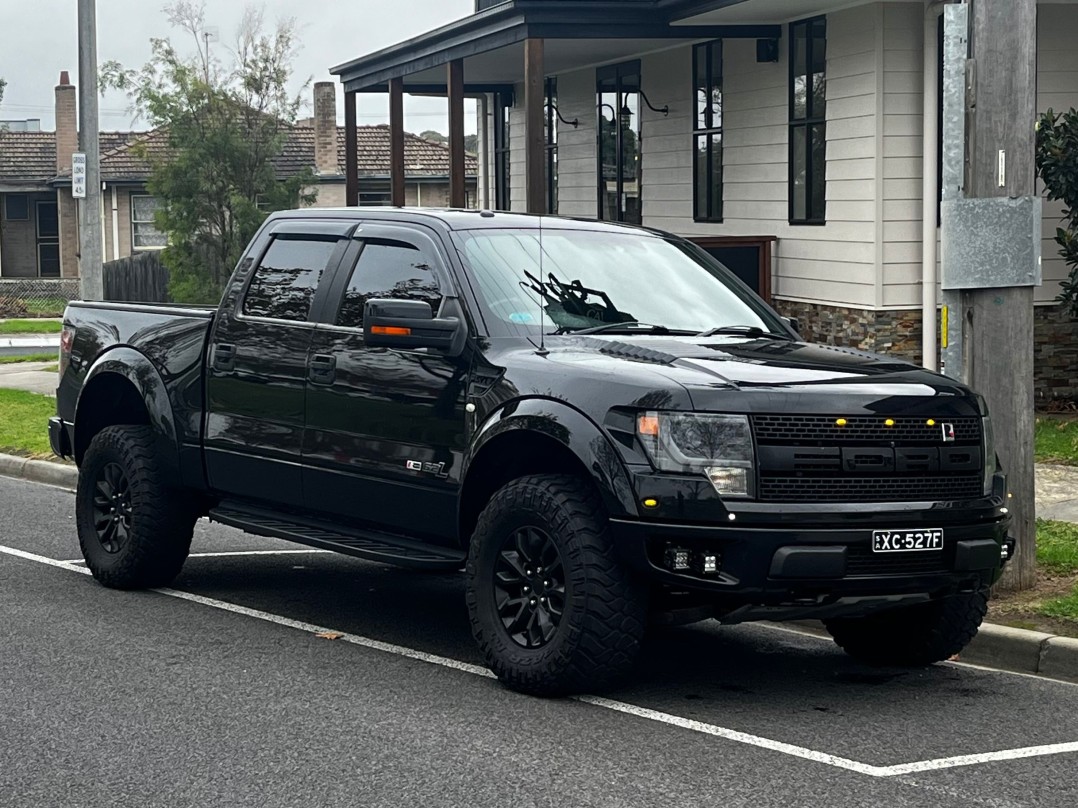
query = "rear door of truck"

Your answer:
(203, 220), (354, 507)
